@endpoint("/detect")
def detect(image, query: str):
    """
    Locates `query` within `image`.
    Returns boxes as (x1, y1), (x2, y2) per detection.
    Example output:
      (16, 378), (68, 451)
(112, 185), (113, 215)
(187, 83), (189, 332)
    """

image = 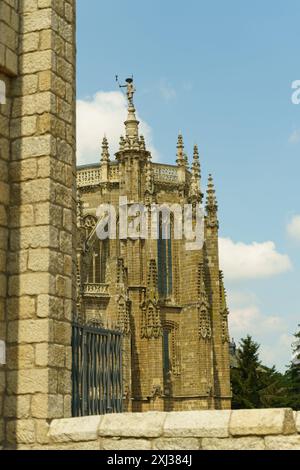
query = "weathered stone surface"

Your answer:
(49, 416), (102, 443)
(101, 438), (152, 451)
(99, 412), (166, 438)
(296, 411), (300, 433)
(202, 437), (265, 450)
(7, 369), (50, 394)
(265, 435), (300, 450)
(229, 409), (296, 436)
(4, 395), (31, 419)
(31, 394), (64, 419)
(153, 438), (200, 450)
(34, 441), (101, 451)
(6, 419), (36, 445)
(164, 411), (231, 438)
